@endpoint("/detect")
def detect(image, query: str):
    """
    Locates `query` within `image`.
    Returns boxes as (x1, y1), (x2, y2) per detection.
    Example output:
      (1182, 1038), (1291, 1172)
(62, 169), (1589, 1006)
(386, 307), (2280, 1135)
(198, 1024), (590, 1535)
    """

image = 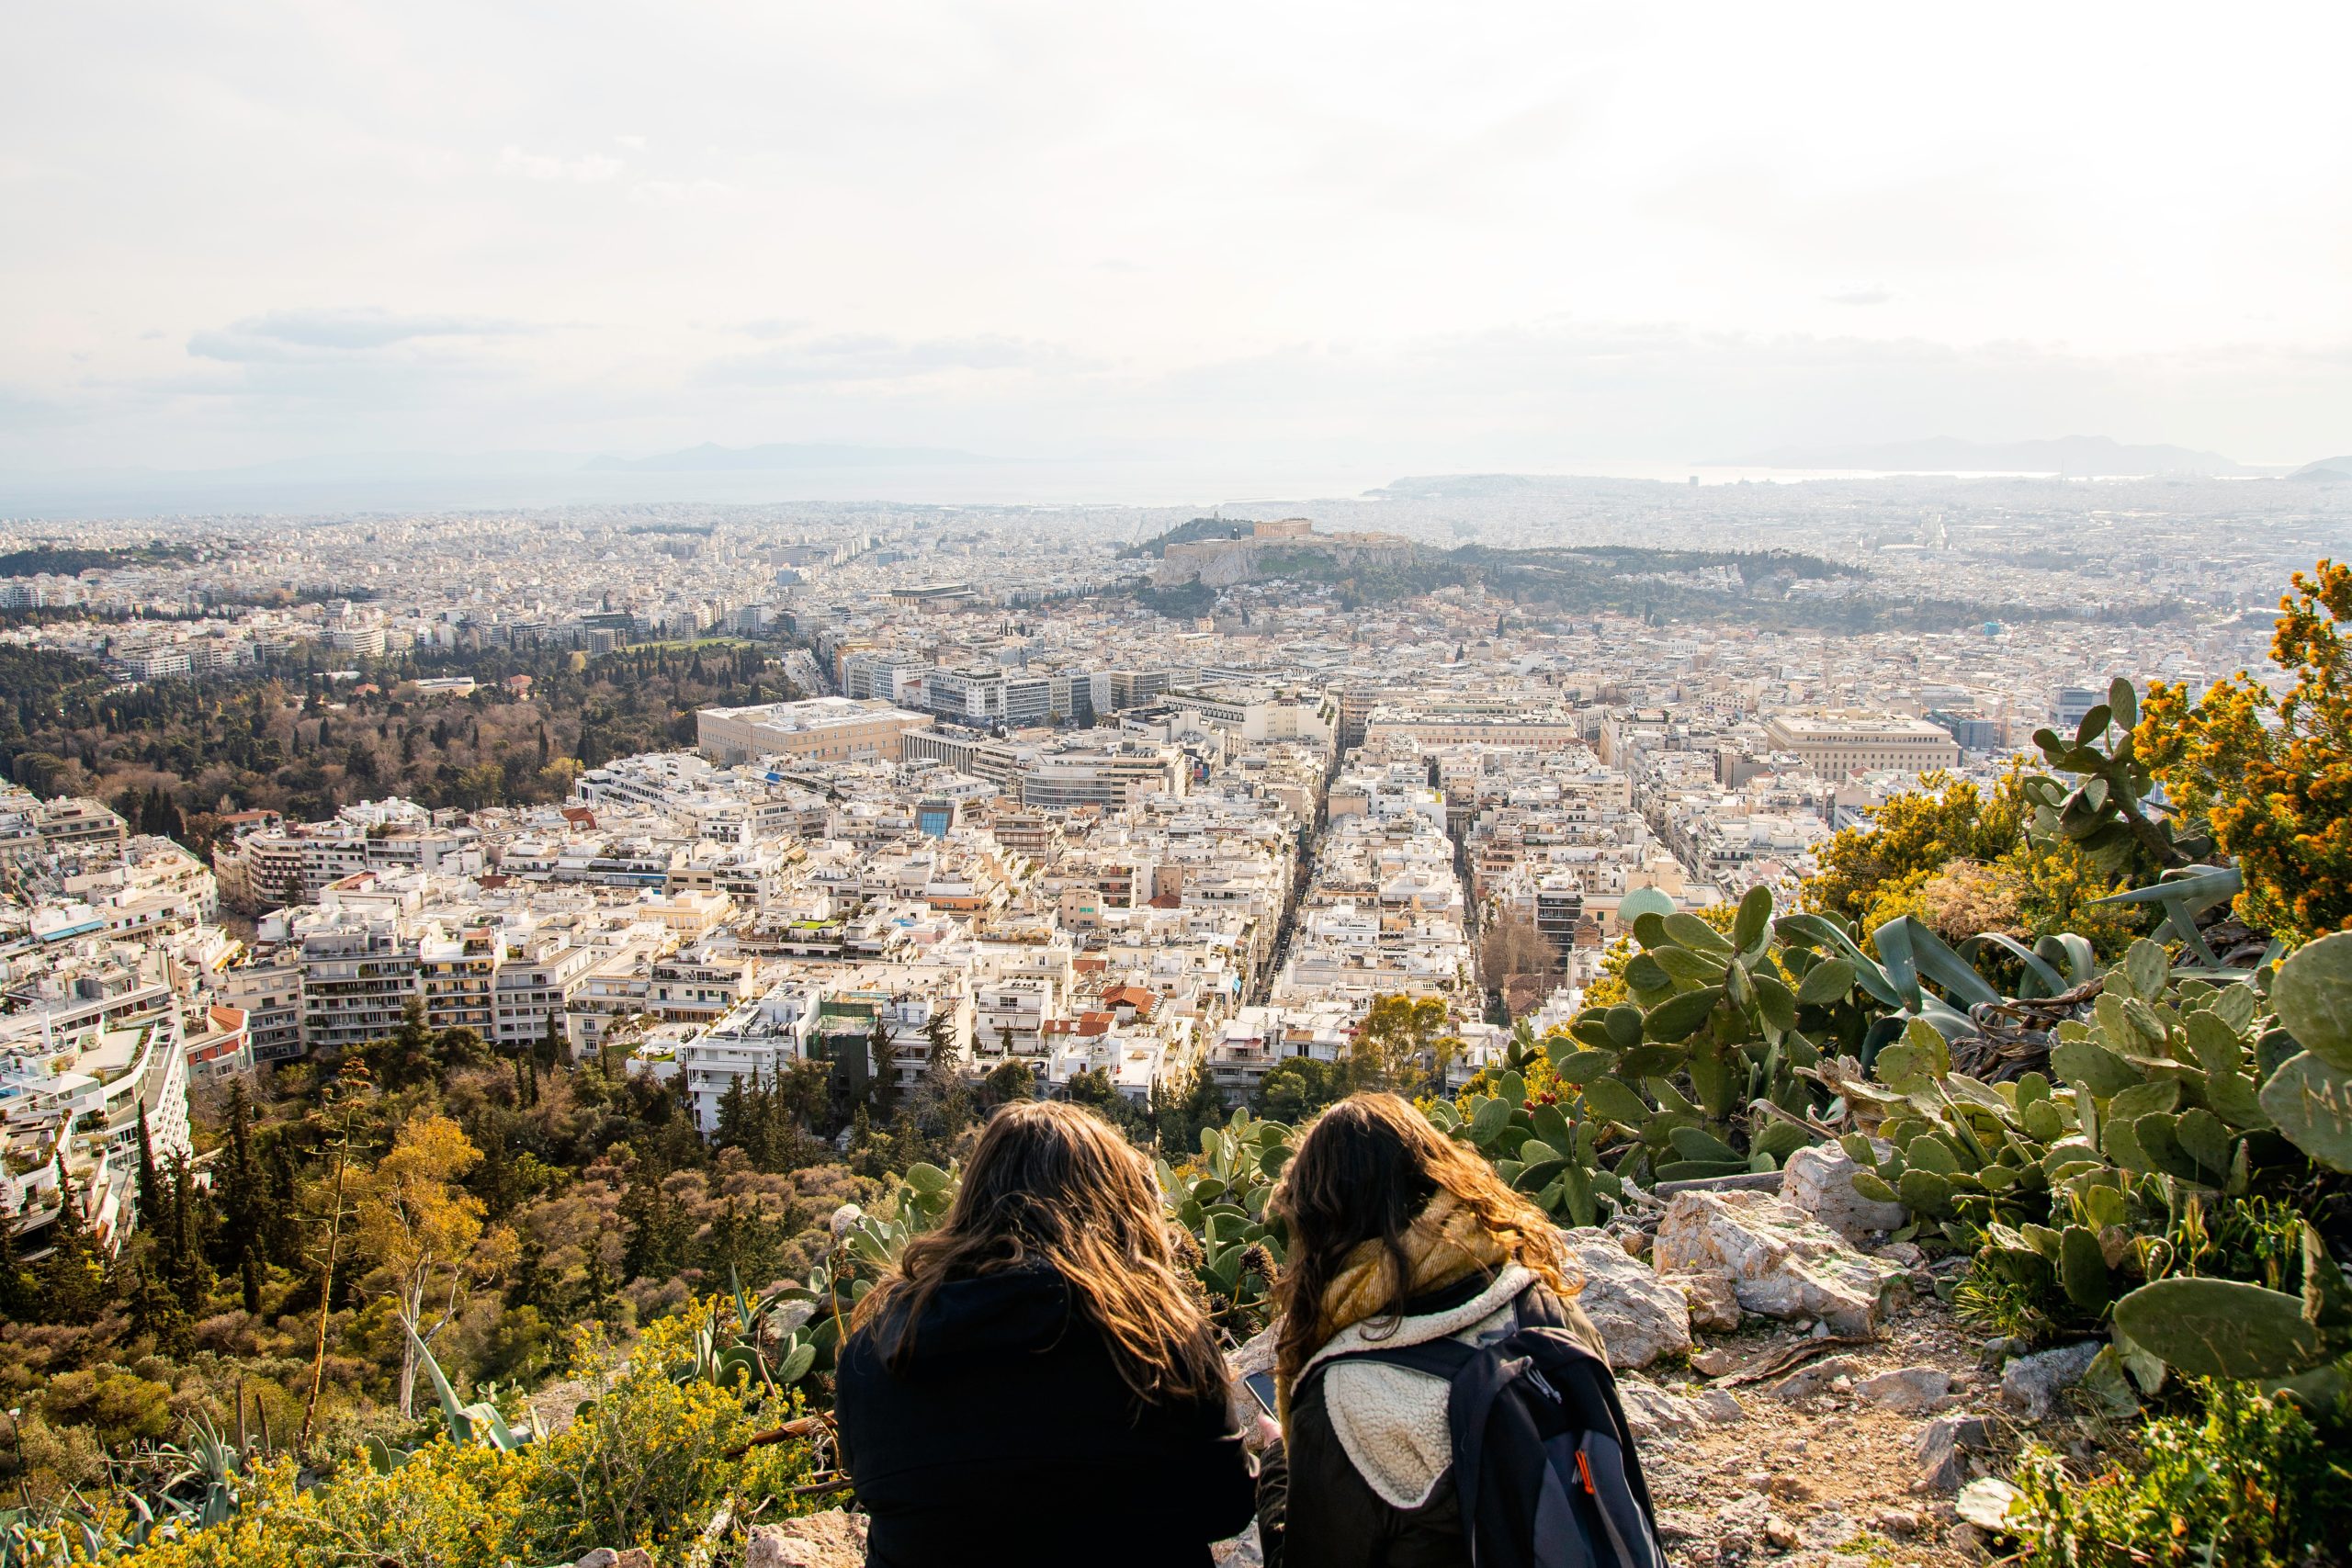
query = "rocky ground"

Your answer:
(1625, 1299), (2010, 1566)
